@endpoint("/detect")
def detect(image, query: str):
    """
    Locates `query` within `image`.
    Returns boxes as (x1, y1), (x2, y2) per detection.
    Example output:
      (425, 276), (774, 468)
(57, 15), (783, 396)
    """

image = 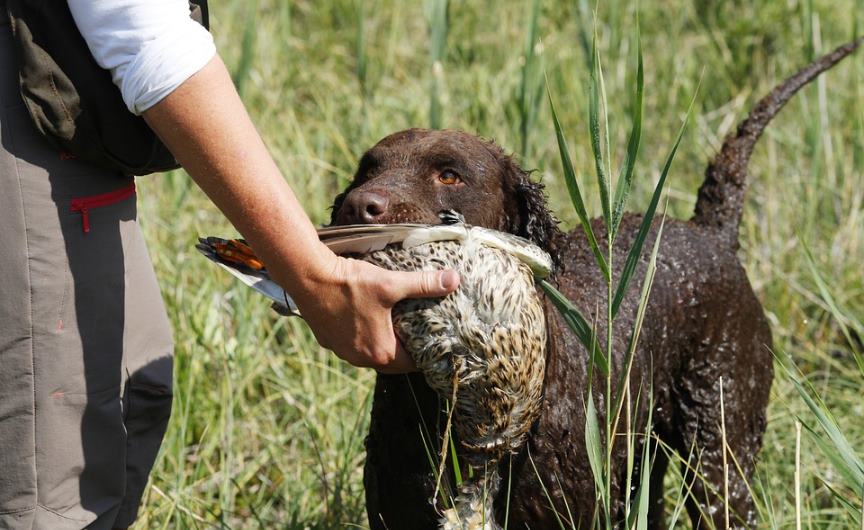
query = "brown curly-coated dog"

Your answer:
(330, 40), (861, 529)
